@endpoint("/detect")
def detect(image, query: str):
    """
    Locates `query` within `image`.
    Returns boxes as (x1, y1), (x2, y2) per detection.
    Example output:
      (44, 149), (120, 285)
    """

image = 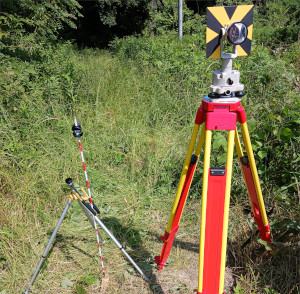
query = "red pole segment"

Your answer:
(73, 117), (105, 276)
